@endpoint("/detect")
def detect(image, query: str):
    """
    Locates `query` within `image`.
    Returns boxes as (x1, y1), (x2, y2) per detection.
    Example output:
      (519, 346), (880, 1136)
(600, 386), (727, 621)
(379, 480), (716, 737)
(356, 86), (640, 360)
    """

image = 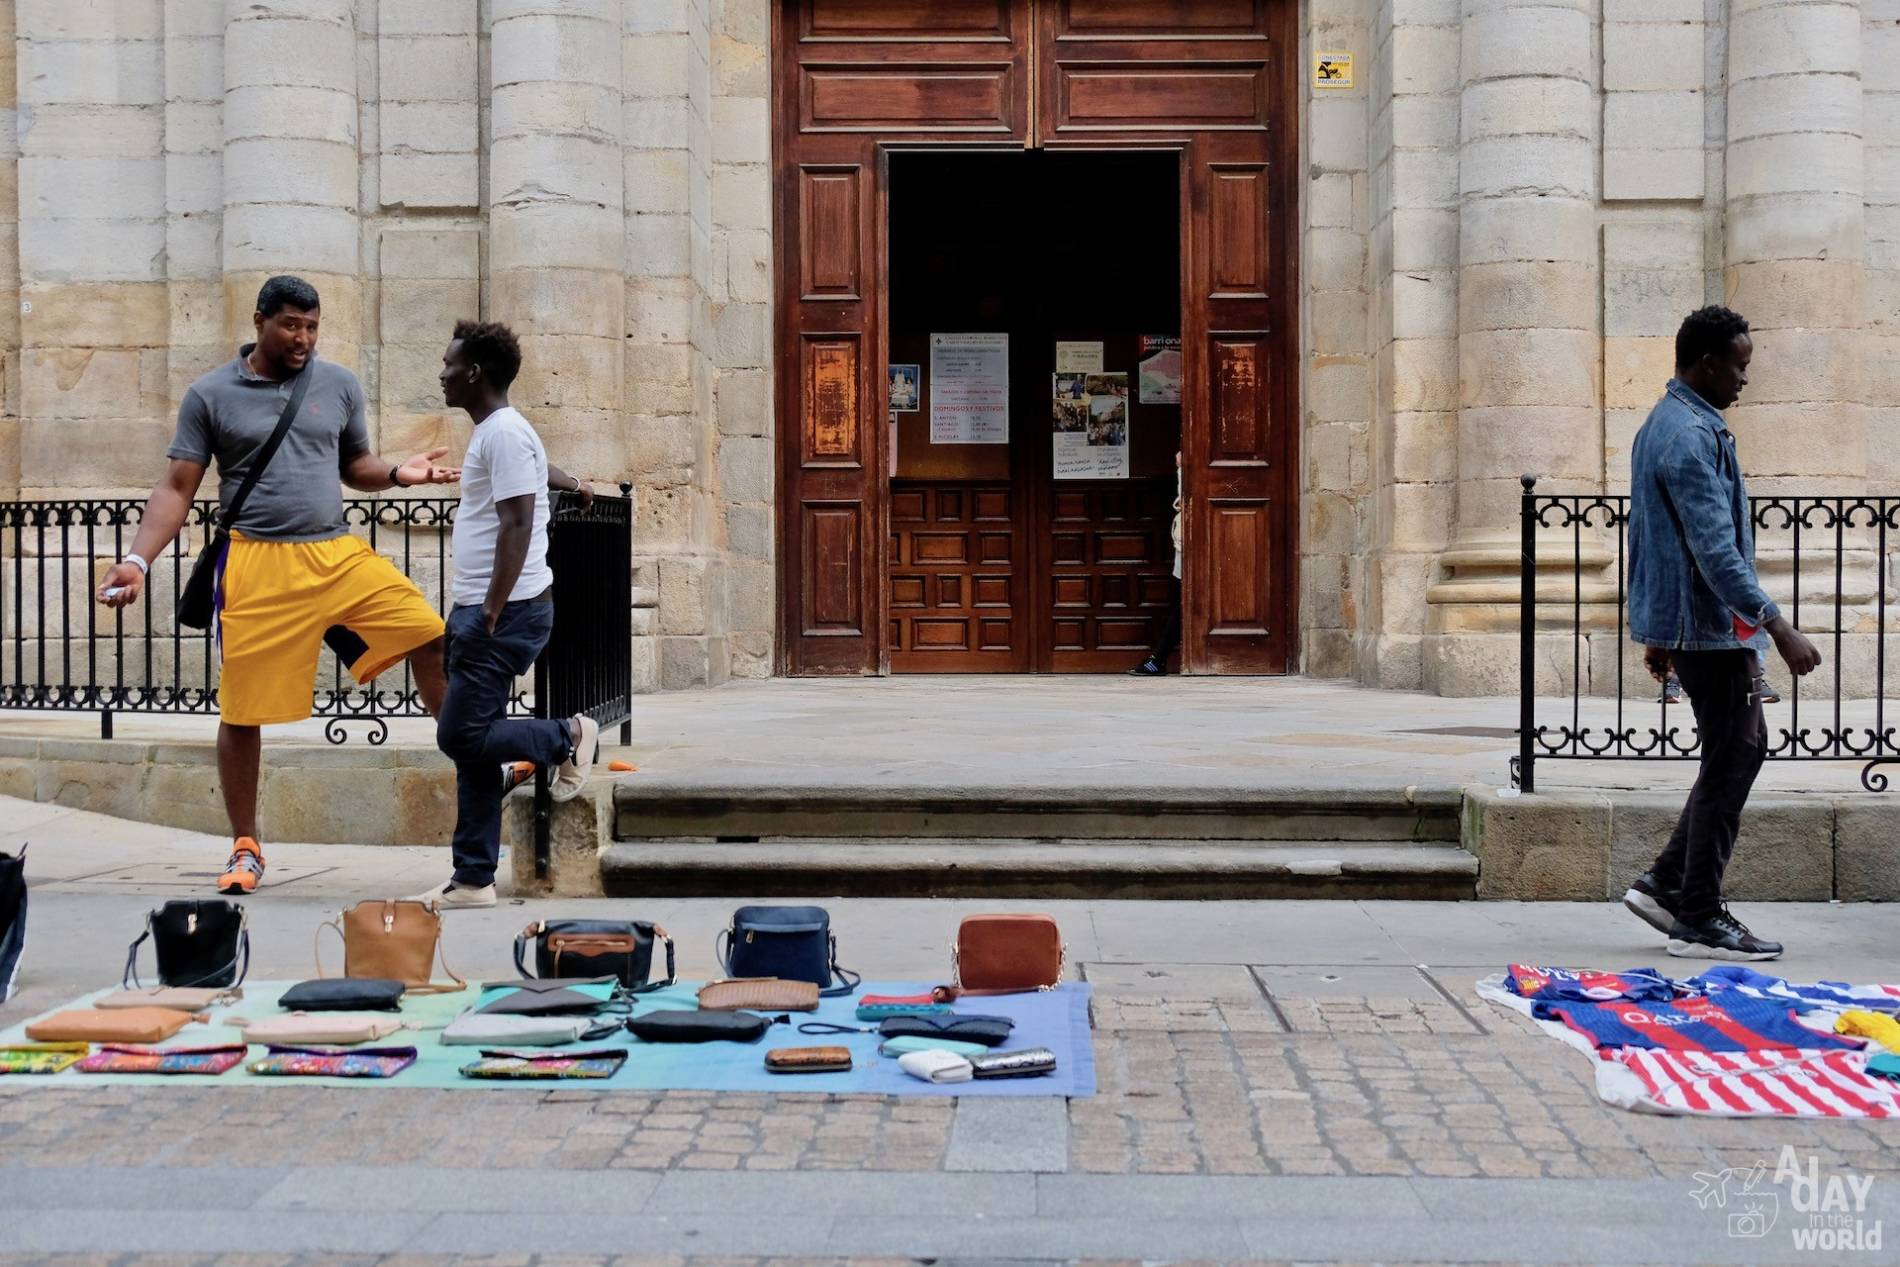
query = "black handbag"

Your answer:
(514, 919), (675, 993)
(717, 906), (860, 998)
(277, 978), (405, 1012)
(124, 899), (249, 989)
(627, 1009), (787, 1043)
(177, 364), (310, 629)
(0, 844), (23, 1004)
